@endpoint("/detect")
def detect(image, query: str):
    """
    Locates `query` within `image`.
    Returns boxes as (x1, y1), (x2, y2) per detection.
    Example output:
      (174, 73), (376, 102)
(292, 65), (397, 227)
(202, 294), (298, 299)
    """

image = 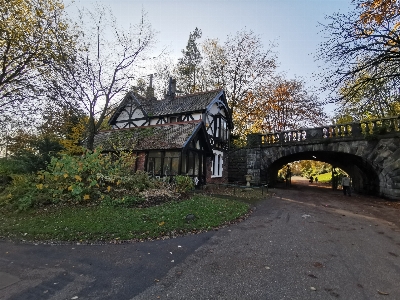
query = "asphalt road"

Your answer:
(1, 184), (400, 300)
